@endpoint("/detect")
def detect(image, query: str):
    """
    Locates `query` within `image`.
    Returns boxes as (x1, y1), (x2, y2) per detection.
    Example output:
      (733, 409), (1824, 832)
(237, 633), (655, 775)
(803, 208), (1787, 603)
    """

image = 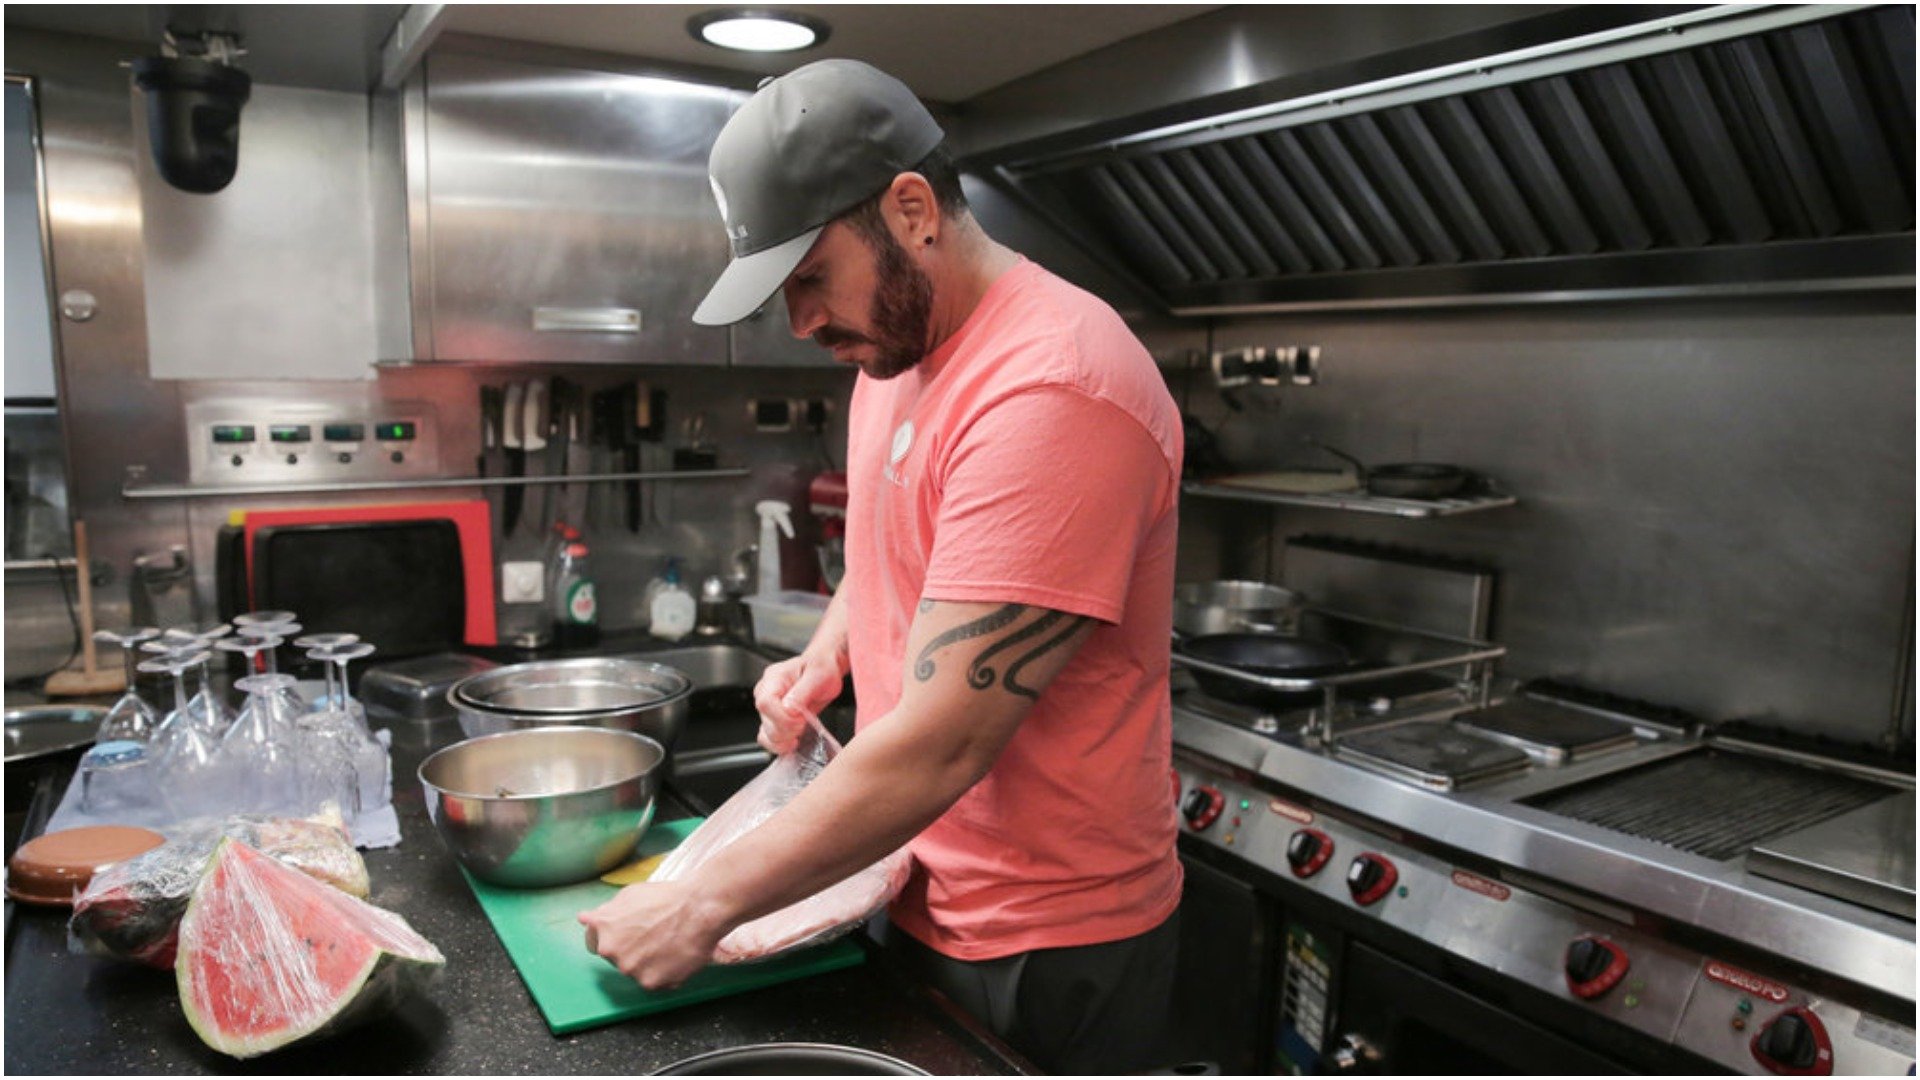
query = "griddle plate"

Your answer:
(1454, 699), (1636, 760)
(1337, 721), (1531, 789)
(1527, 750), (1892, 862)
